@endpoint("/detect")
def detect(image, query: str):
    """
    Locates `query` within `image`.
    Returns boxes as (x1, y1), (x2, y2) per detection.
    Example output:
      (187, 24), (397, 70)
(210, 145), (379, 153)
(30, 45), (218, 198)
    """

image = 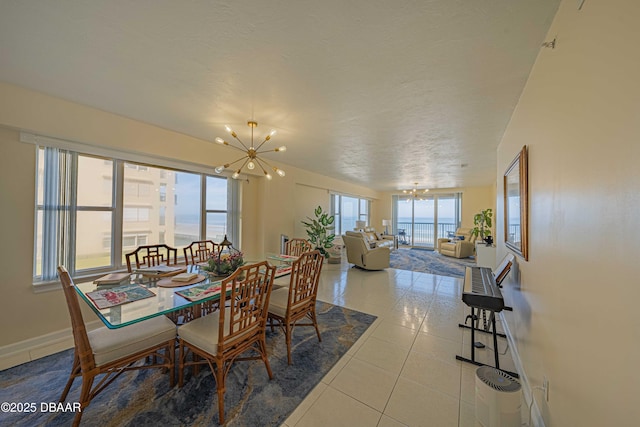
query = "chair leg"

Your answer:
(311, 310), (322, 342)
(259, 338), (274, 379)
(285, 322), (293, 365)
(215, 363), (226, 424)
(167, 343), (175, 387)
(74, 374), (94, 427)
(60, 353), (80, 402)
(178, 340), (185, 387)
